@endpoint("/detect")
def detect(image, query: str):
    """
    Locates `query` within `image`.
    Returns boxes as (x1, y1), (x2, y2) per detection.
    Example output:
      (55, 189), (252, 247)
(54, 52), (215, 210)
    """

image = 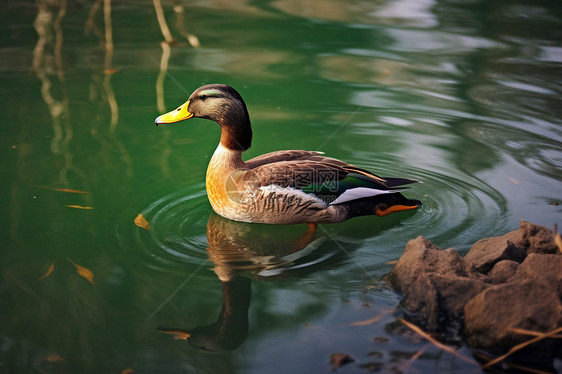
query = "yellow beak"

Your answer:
(155, 100), (193, 125)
